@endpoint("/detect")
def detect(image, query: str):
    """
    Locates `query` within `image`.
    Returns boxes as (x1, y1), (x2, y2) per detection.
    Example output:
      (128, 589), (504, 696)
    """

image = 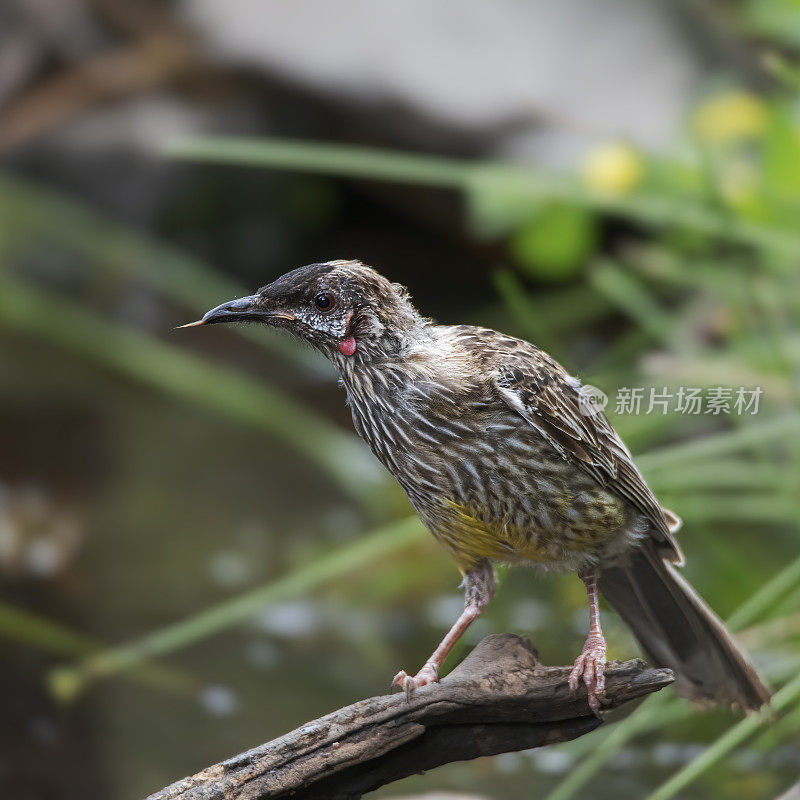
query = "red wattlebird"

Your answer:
(184, 259), (770, 713)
